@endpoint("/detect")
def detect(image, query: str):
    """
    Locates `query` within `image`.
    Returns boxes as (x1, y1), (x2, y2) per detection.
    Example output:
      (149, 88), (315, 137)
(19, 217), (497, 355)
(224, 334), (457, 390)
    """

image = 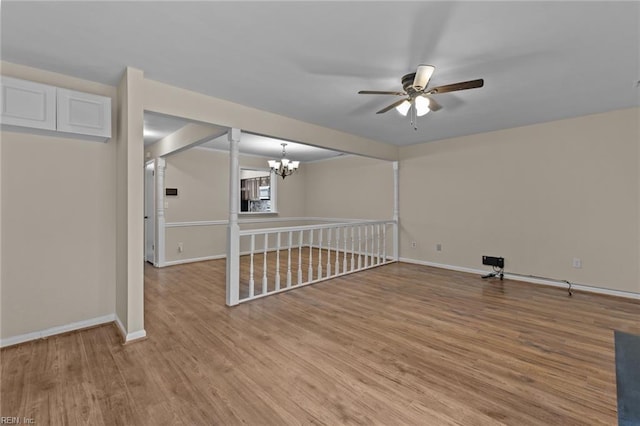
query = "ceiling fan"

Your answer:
(358, 65), (484, 129)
